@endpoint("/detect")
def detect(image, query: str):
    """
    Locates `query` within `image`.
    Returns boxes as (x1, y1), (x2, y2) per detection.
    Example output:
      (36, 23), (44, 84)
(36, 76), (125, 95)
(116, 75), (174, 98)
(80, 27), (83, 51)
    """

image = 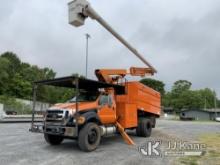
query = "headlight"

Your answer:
(77, 116), (86, 125)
